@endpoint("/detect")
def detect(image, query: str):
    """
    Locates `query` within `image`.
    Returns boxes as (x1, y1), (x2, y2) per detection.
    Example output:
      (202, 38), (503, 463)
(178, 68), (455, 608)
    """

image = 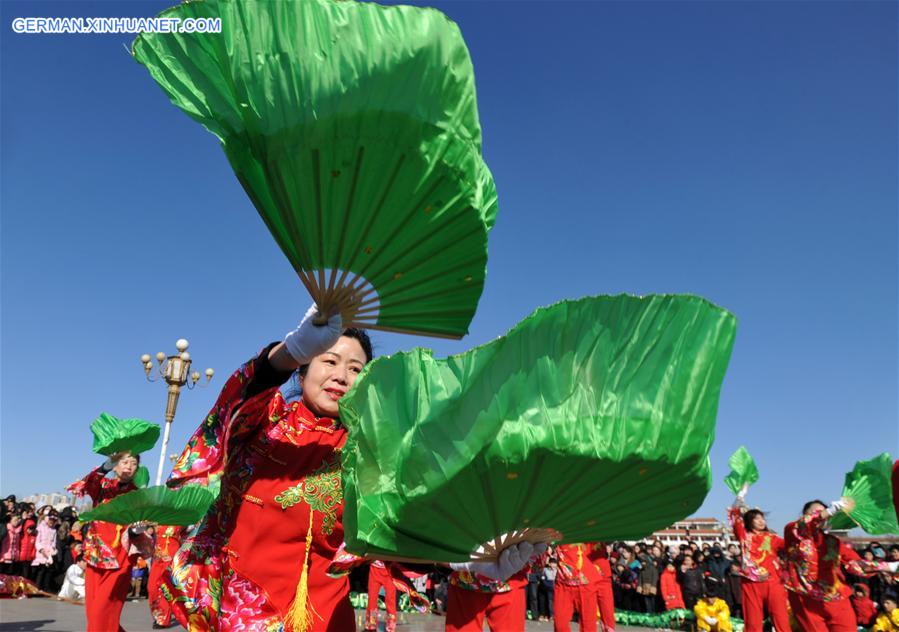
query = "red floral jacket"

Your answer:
(67, 467), (136, 569)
